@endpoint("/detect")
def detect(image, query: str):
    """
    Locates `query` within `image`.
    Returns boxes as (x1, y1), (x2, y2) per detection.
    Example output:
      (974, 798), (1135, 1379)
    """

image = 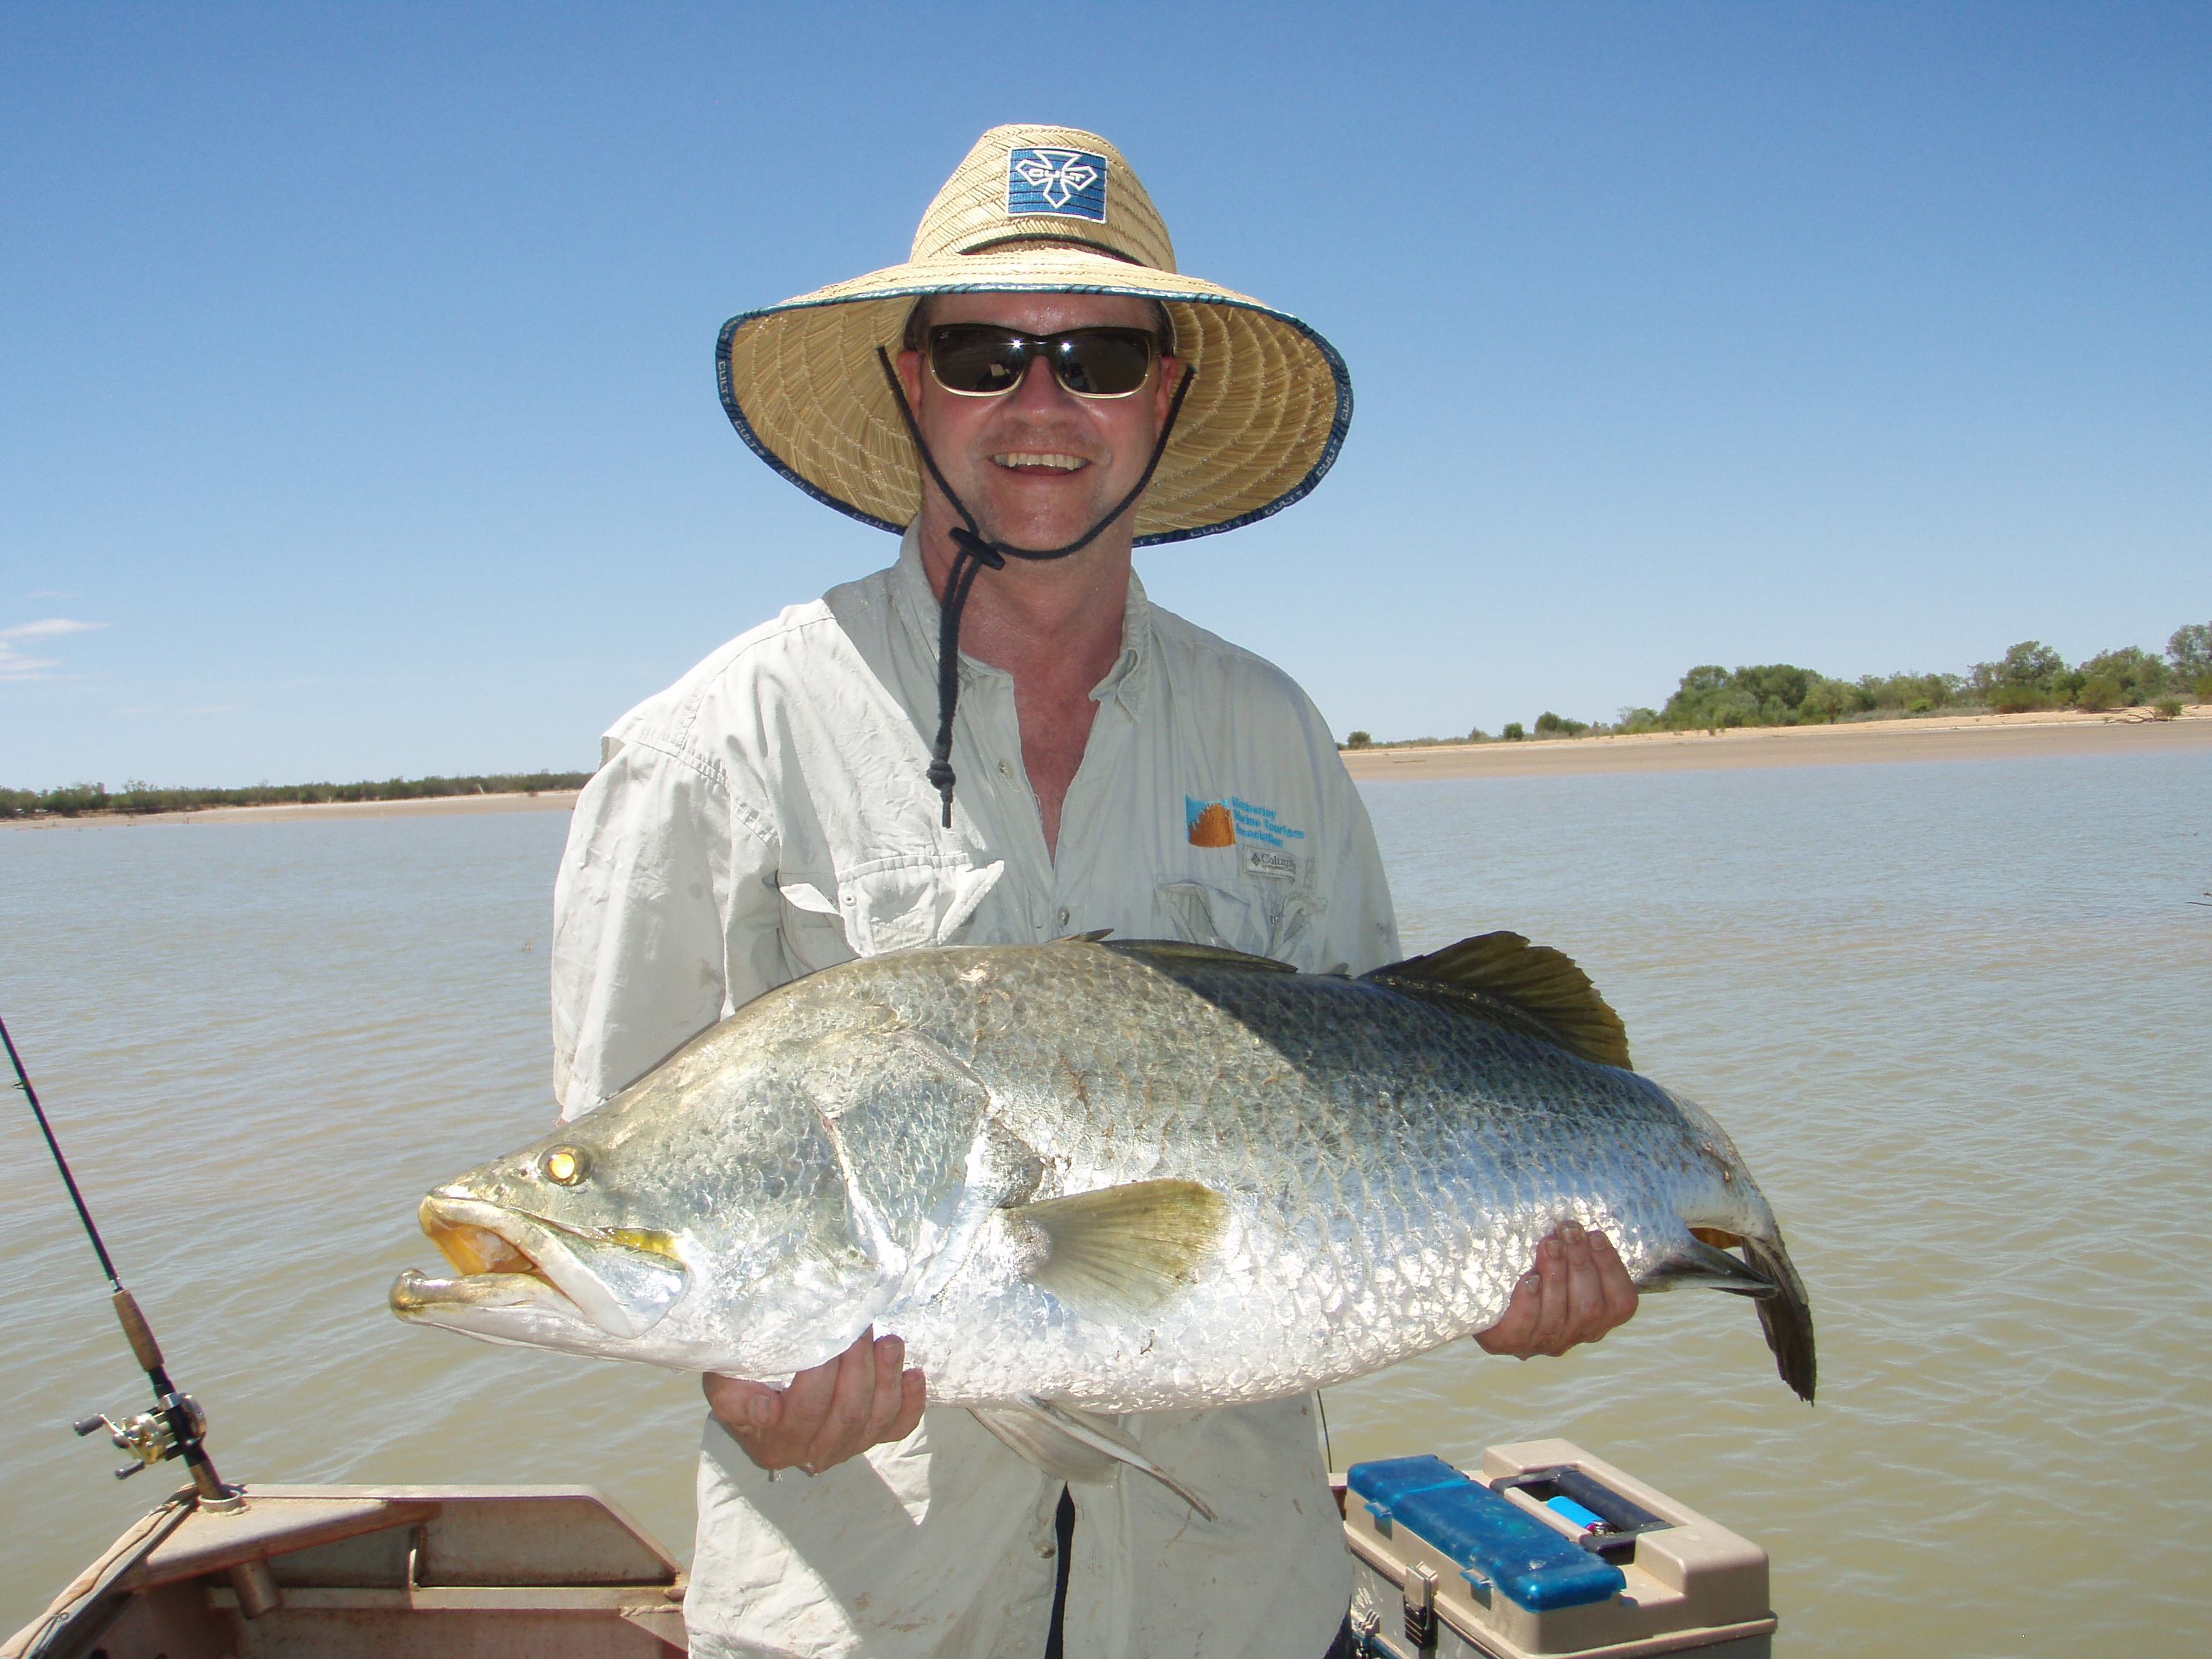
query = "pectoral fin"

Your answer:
(1010, 1179), (1228, 1318)
(969, 1399), (1216, 1521)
